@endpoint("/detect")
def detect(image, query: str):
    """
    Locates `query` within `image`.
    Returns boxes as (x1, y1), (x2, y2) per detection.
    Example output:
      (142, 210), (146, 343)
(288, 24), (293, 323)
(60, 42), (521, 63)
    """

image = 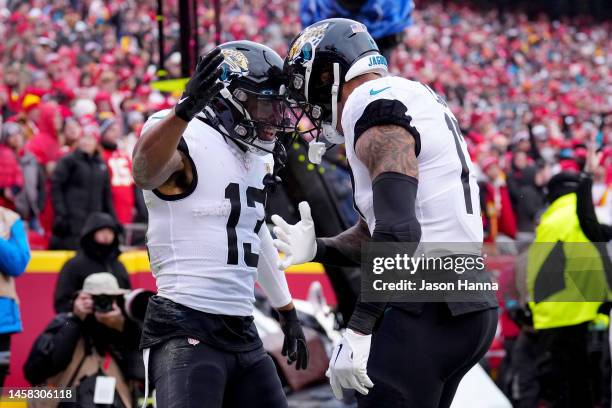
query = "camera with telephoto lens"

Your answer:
(92, 295), (115, 313)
